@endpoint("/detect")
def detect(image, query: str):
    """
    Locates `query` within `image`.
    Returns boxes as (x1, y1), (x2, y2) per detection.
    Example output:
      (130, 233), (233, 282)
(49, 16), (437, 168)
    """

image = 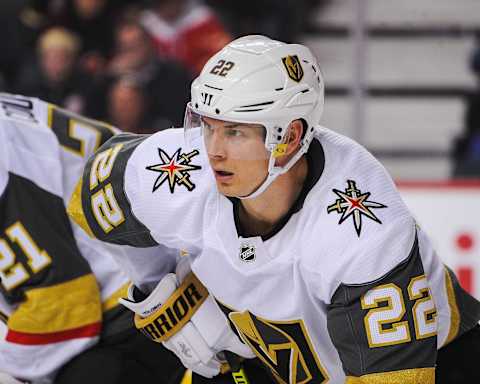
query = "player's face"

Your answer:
(202, 117), (270, 197)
